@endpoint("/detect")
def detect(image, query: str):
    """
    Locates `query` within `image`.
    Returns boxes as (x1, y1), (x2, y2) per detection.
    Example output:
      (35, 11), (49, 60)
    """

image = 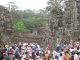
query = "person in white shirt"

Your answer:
(74, 52), (79, 60)
(52, 50), (57, 59)
(59, 53), (63, 60)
